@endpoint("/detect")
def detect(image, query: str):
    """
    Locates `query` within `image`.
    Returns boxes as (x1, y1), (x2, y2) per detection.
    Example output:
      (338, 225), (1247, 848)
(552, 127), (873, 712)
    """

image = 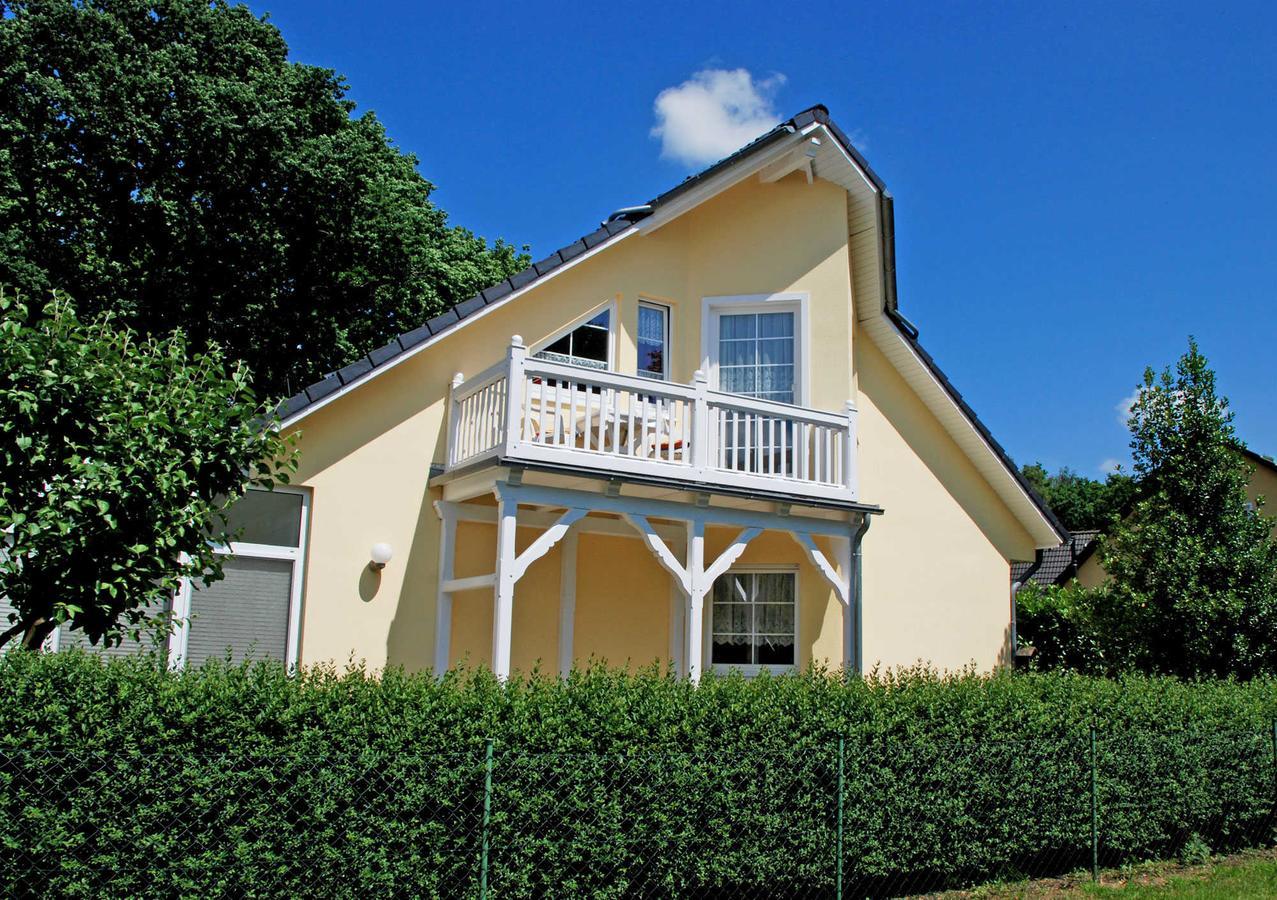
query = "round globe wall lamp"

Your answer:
(369, 543), (393, 571)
